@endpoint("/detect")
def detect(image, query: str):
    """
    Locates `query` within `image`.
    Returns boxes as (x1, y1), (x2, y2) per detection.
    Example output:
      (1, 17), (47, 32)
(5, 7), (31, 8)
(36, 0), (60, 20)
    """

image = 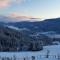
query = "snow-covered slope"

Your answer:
(0, 45), (60, 60)
(5, 25), (20, 30)
(5, 25), (30, 31)
(33, 31), (60, 39)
